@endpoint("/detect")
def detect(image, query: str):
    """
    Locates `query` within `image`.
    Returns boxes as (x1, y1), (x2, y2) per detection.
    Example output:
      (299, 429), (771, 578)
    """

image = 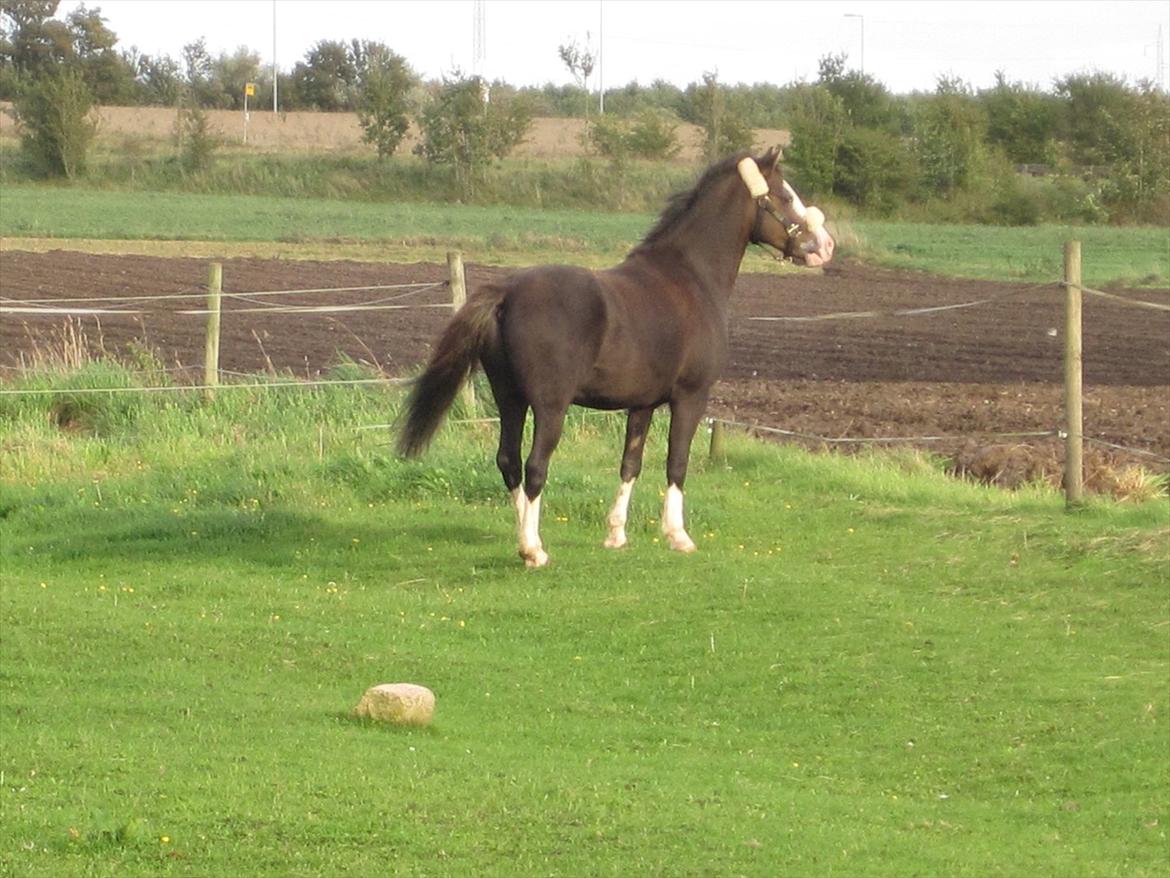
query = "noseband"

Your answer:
(748, 199), (804, 264)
